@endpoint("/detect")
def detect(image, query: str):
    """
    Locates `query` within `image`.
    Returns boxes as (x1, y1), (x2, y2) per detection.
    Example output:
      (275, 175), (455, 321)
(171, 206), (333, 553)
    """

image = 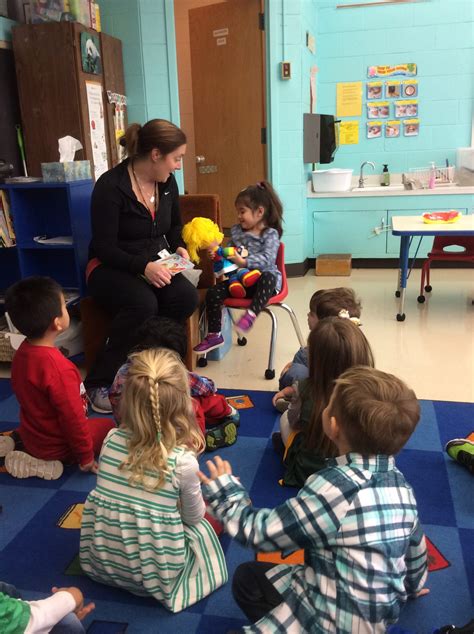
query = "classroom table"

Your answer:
(391, 214), (474, 321)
